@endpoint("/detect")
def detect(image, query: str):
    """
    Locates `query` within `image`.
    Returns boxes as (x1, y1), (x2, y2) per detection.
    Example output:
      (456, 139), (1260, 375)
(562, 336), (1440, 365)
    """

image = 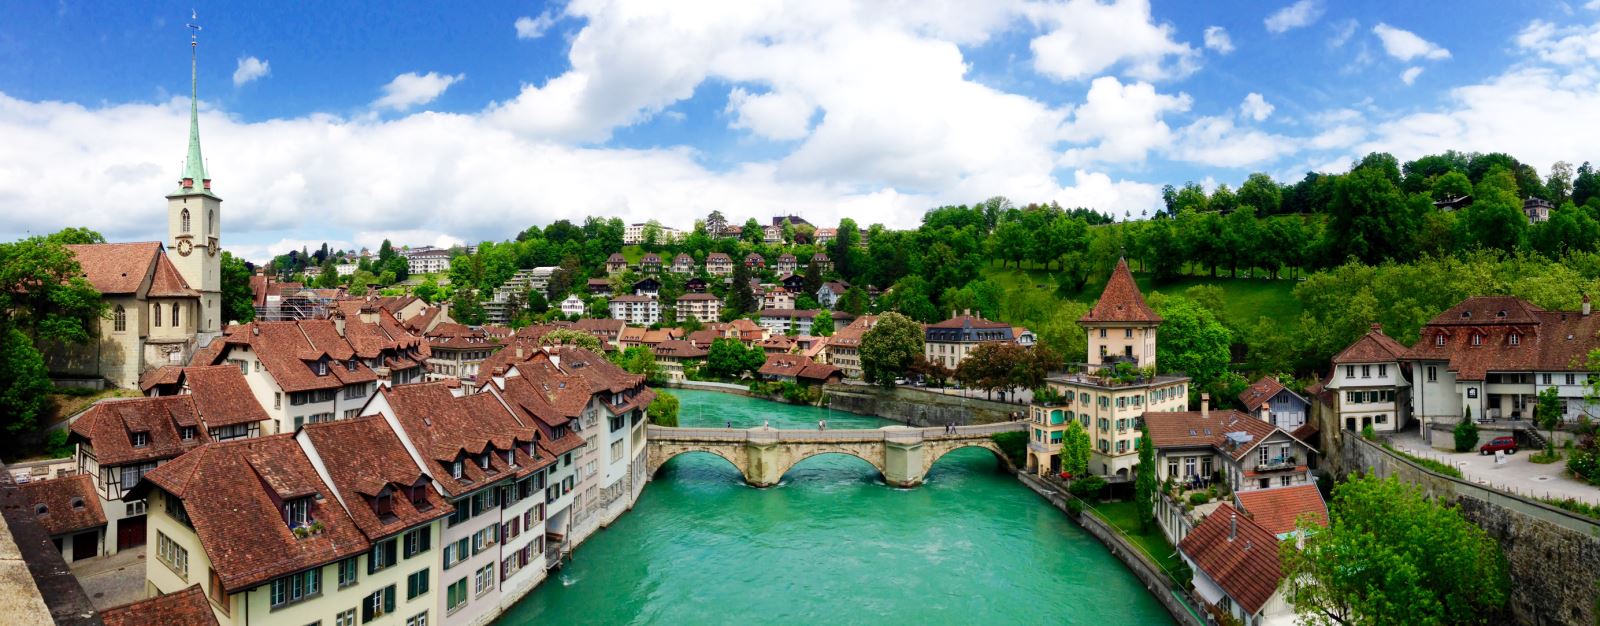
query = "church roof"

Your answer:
(166, 40), (219, 200)
(64, 242), (165, 295)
